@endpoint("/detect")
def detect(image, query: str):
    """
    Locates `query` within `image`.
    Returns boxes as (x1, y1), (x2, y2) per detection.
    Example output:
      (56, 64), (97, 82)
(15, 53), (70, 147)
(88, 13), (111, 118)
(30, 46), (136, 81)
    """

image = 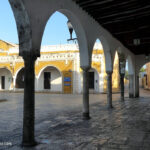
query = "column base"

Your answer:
(121, 97), (124, 101)
(82, 112), (91, 120)
(22, 140), (38, 147)
(107, 105), (113, 109)
(135, 94), (139, 98)
(129, 94), (134, 98)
